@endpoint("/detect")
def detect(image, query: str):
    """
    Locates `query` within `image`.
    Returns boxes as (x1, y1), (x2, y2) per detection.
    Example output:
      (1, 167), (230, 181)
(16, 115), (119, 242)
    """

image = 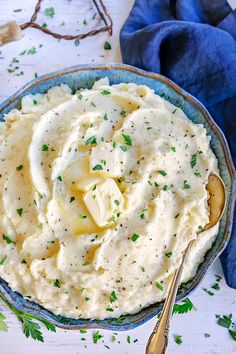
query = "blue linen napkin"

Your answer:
(120, 0), (236, 288)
